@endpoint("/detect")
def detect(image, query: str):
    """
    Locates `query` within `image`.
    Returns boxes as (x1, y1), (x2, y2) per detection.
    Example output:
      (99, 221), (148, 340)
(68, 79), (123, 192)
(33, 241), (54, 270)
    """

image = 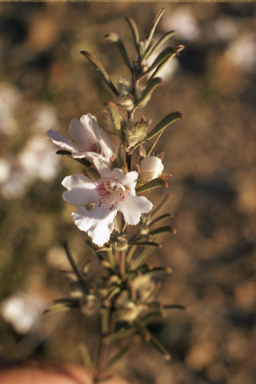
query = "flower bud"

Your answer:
(138, 156), (164, 184)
